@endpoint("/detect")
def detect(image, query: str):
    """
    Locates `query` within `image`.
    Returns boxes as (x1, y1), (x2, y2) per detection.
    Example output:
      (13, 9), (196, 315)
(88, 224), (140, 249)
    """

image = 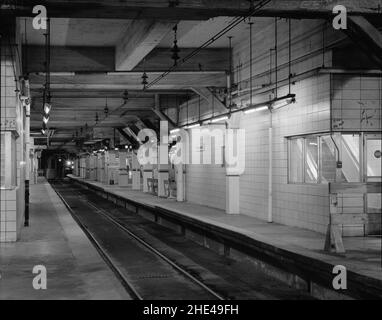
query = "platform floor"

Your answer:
(69, 175), (382, 283)
(0, 178), (130, 300)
